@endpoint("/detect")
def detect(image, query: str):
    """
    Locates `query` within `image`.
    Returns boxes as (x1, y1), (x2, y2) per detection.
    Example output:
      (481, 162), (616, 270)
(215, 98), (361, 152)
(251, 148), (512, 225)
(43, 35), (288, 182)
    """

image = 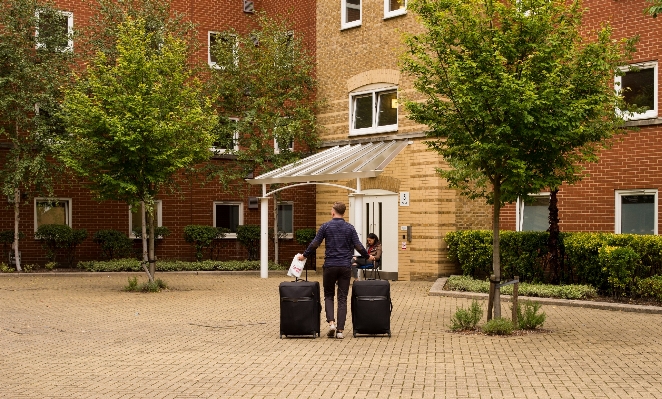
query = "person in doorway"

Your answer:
(298, 201), (374, 339)
(352, 233), (382, 280)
